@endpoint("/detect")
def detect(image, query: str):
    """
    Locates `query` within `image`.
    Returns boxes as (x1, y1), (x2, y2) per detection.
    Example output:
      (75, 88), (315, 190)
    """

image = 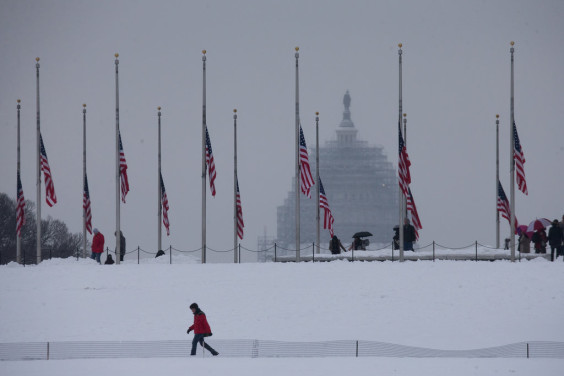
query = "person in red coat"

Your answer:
(91, 228), (105, 264)
(187, 303), (218, 356)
